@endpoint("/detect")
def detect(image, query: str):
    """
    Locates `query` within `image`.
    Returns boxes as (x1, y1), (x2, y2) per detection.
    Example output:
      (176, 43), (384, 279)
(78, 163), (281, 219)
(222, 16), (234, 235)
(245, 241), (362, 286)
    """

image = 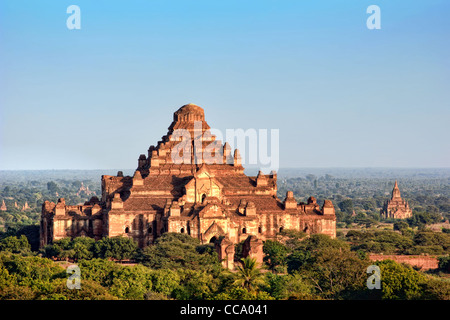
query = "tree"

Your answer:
(107, 264), (154, 299)
(338, 199), (354, 215)
(263, 240), (289, 272)
(408, 210), (442, 228)
(137, 233), (221, 272)
(71, 237), (95, 261)
(438, 255), (450, 273)
(46, 181), (59, 193)
(278, 229), (307, 251)
(301, 247), (371, 299)
(212, 286), (273, 300)
(148, 268), (181, 297)
(393, 221), (409, 232)
(77, 258), (119, 286)
(376, 259), (426, 300)
(262, 272), (315, 300)
(42, 237), (96, 261)
(419, 276), (450, 300)
(233, 257), (265, 293)
(286, 234), (370, 299)
(172, 269), (219, 300)
(0, 251), (66, 299)
(407, 231), (450, 255)
(349, 230), (415, 255)
(0, 235), (31, 255)
(43, 278), (118, 300)
(94, 236), (138, 261)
